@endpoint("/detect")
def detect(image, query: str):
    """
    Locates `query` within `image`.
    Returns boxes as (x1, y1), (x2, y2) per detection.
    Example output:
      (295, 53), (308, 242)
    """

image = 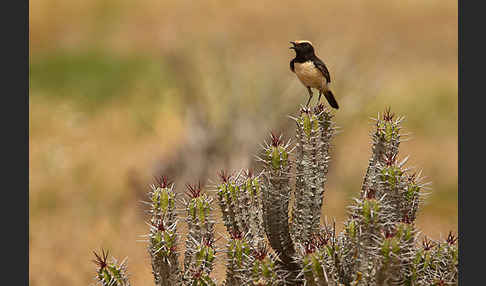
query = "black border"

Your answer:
(3, 0), (29, 283)
(459, 0), (481, 284)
